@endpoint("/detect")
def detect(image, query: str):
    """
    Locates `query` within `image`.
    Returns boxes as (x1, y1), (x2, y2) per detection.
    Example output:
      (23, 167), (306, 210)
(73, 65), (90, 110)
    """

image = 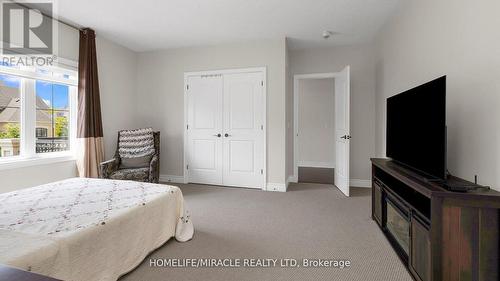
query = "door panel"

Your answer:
(223, 72), (264, 188)
(334, 66), (350, 196)
(229, 82), (254, 129)
(192, 140), (217, 169)
(229, 140), (254, 171)
(193, 91), (217, 128)
(187, 75), (223, 185)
